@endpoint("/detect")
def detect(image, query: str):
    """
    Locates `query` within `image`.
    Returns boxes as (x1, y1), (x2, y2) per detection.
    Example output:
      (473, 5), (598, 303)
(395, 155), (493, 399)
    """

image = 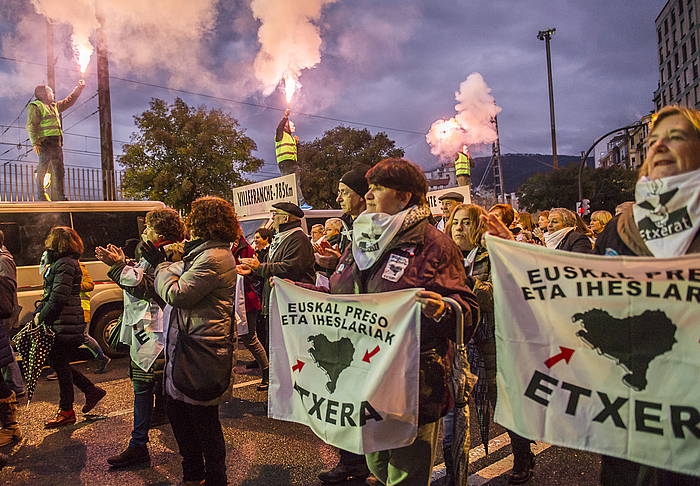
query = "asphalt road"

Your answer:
(0, 347), (603, 486)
